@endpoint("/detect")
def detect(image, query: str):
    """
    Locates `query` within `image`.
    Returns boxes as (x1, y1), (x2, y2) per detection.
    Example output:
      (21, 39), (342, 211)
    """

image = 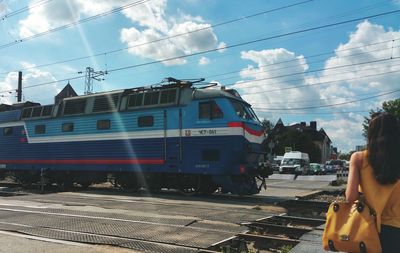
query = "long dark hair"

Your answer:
(367, 112), (400, 184)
